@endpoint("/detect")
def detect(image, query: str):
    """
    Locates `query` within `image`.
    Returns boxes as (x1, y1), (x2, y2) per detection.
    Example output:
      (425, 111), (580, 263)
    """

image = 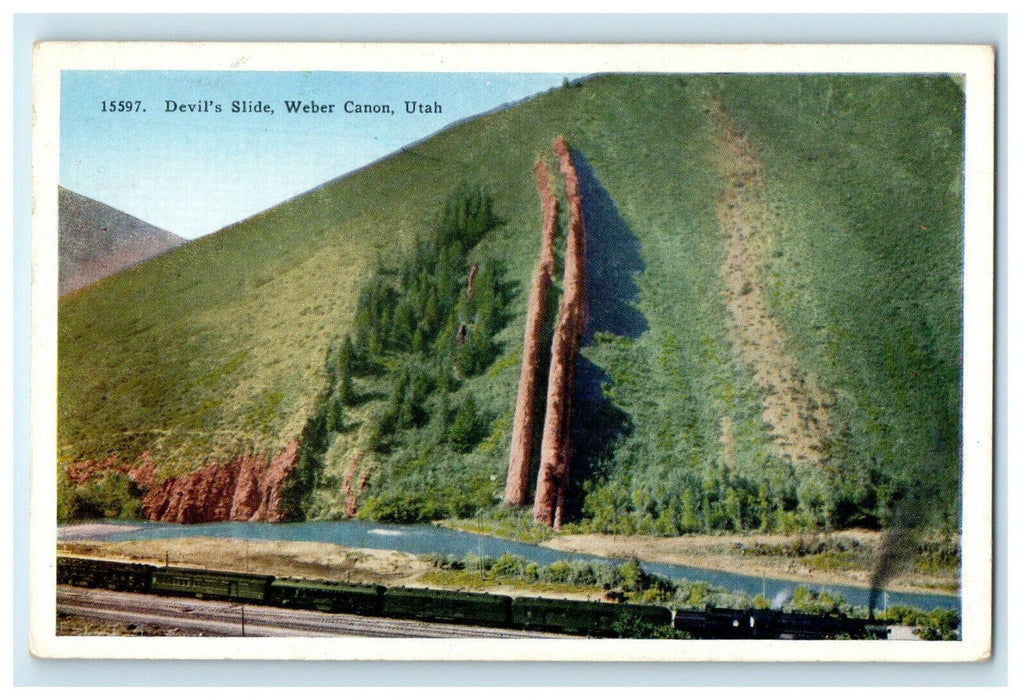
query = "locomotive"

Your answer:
(56, 555), (889, 639)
